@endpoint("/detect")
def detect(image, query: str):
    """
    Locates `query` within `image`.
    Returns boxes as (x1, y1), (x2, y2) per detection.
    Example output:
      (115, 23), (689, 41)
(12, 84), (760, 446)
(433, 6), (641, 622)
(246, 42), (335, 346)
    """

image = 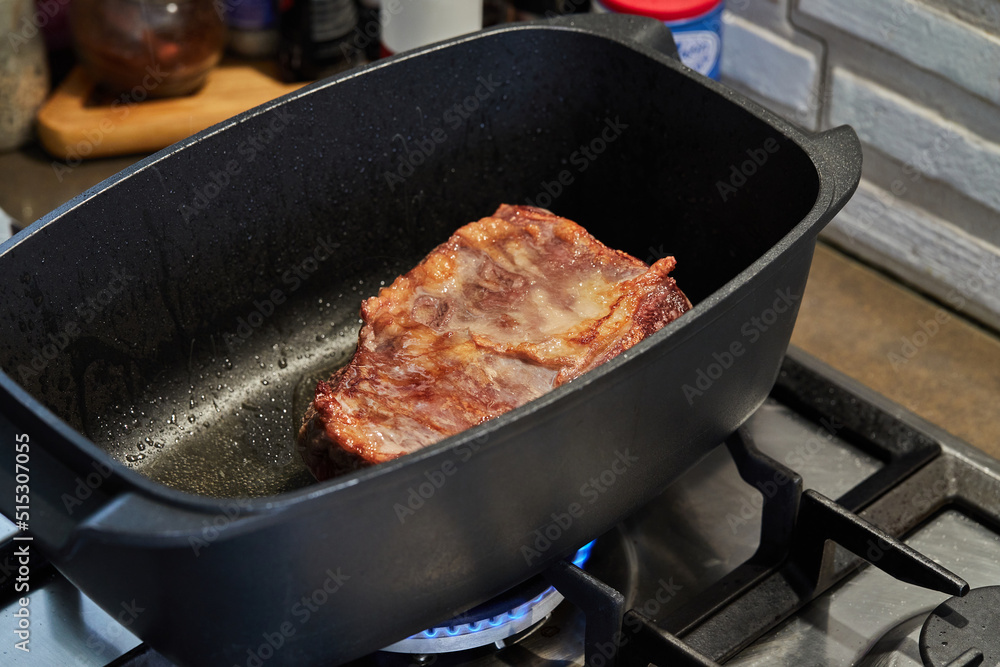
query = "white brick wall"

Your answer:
(723, 0), (1000, 332)
(721, 14), (821, 125)
(719, 3), (824, 128)
(829, 68), (1000, 214)
(828, 181), (1000, 331)
(799, 0), (1000, 105)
